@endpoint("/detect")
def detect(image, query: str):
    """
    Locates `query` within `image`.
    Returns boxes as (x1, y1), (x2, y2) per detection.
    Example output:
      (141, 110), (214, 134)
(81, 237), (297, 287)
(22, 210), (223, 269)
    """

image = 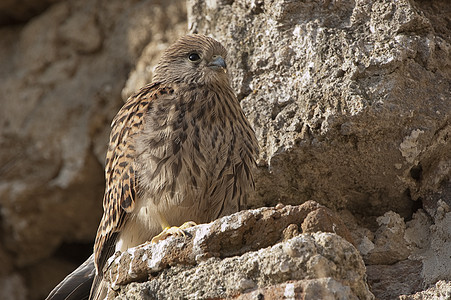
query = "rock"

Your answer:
(280, 200), (355, 245)
(0, 274), (27, 300)
(363, 211), (410, 265)
(0, 1), (187, 299)
(336, 210), (377, 256)
(187, 2), (451, 297)
(404, 209), (432, 253)
(0, 0), (61, 25)
(366, 260), (423, 300)
(301, 205), (355, 246)
(104, 204), (373, 300)
(399, 280), (451, 300)
(355, 205), (451, 299)
(419, 200), (451, 286)
(104, 202), (355, 287)
(0, 246), (13, 278)
(57, 7), (102, 53)
(235, 279), (363, 300)
(21, 258), (81, 300)
(120, 1), (188, 99)
(188, 0), (451, 220)
(0, 0), (450, 299)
